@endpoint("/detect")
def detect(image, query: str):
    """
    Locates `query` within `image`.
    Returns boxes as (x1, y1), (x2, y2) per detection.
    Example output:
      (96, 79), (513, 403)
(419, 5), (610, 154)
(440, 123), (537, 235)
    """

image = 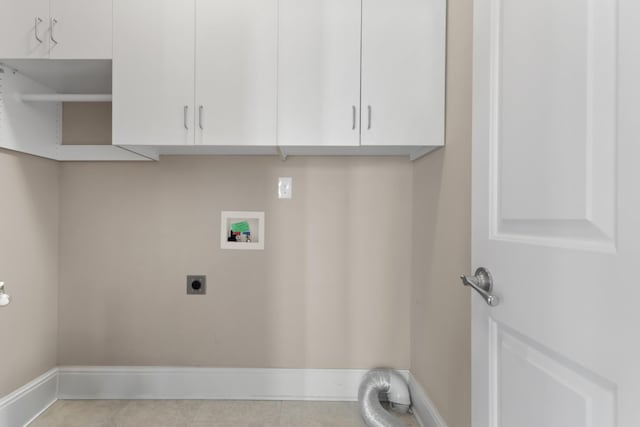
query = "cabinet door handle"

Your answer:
(50, 18), (58, 44)
(184, 106), (189, 130)
(352, 106), (357, 130)
(34, 17), (43, 43)
(199, 105), (204, 130)
(367, 105), (372, 130)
